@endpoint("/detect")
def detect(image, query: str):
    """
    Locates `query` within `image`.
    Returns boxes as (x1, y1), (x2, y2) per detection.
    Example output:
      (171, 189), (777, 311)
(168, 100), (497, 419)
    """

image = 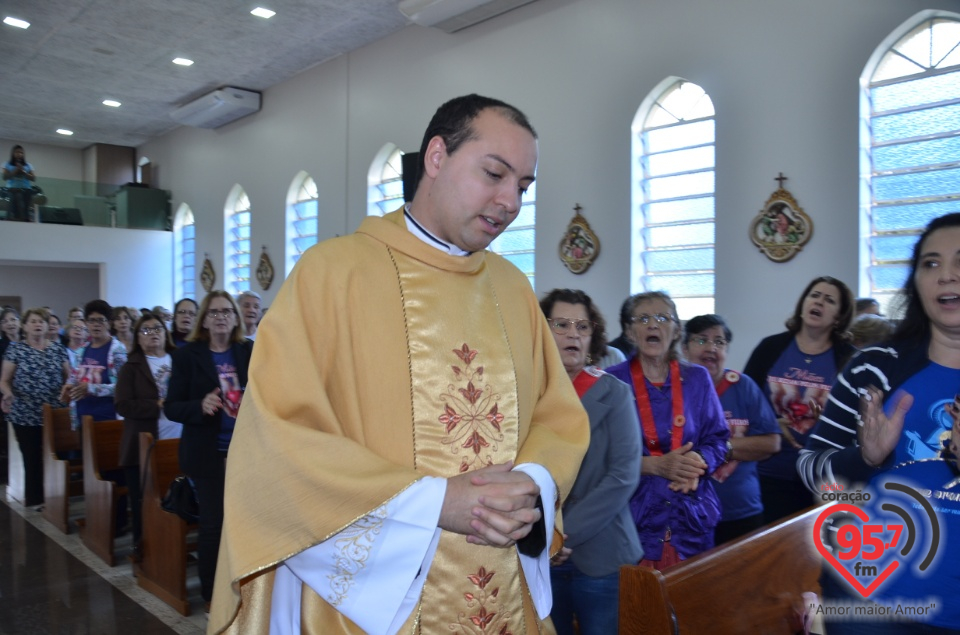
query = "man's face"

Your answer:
(239, 297), (261, 328)
(419, 109), (537, 253)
